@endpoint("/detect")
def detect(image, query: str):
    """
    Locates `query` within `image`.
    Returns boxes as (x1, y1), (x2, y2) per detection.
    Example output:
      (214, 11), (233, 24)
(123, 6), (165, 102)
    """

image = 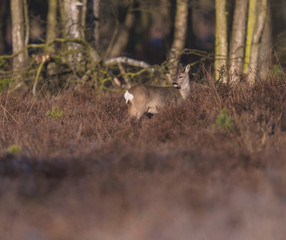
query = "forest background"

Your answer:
(1, 0), (286, 239)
